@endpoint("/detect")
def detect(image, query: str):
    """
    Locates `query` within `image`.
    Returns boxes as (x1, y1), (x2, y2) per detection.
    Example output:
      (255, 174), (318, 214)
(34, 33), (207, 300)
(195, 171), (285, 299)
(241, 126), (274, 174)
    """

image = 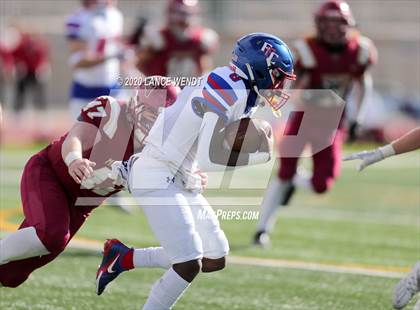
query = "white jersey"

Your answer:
(66, 6), (123, 87)
(142, 66), (256, 188)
